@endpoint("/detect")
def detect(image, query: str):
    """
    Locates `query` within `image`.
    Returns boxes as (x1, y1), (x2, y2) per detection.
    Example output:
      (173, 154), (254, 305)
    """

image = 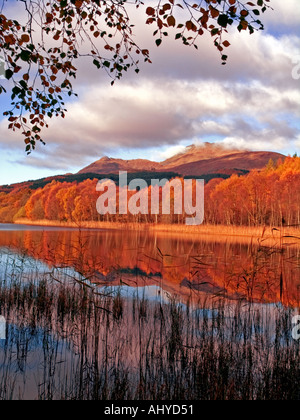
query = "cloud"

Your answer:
(0, 74), (299, 171)
(69, 0), (300, 88)
(0, 0), (299, 176)
(262, 0), (300, 33)
(220, 134), (290, 153)
(294, 136), (300, 151)
(150, 145), (188, 162)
